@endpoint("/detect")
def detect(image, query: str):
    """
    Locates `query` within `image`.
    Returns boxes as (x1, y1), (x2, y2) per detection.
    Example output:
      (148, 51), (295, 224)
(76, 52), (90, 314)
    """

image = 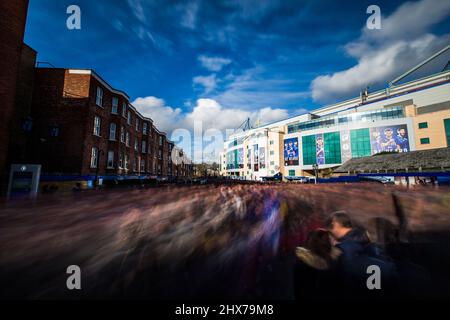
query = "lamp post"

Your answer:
(312, 163), (319, 184)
